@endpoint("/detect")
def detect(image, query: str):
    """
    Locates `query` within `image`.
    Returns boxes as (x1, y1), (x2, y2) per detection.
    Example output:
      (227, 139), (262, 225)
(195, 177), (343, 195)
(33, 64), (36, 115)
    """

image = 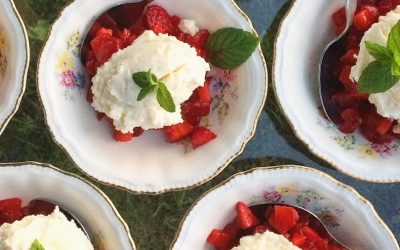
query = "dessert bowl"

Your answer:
(274, 0), (400, 182)
(37, 0), (267, 193)
(171, 165), (398, 250)
(0, 0), (28, 136)
(0, 162), (135, 249)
